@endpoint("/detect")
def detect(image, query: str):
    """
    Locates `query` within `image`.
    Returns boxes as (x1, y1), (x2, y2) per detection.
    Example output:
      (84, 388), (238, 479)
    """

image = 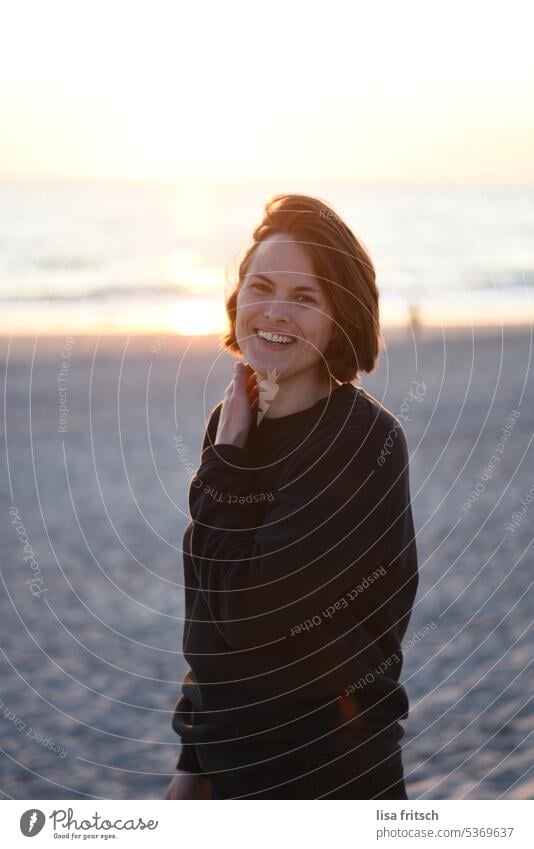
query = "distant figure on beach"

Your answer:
(166, 194), (419, 800)
(408, 303), (421, 336)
